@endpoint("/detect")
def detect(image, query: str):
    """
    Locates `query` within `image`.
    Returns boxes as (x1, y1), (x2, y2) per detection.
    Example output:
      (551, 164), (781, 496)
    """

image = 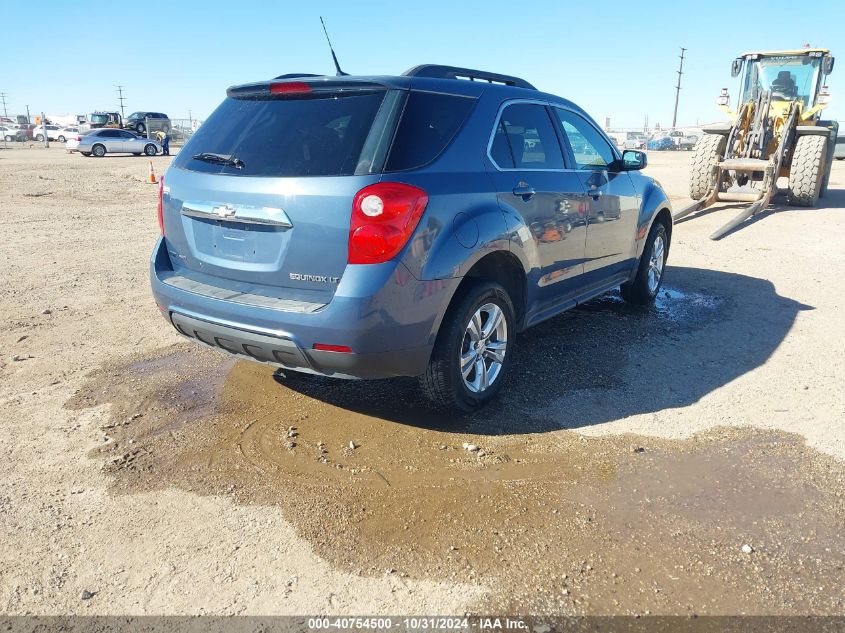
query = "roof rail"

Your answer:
(403, 64), (536, 90)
